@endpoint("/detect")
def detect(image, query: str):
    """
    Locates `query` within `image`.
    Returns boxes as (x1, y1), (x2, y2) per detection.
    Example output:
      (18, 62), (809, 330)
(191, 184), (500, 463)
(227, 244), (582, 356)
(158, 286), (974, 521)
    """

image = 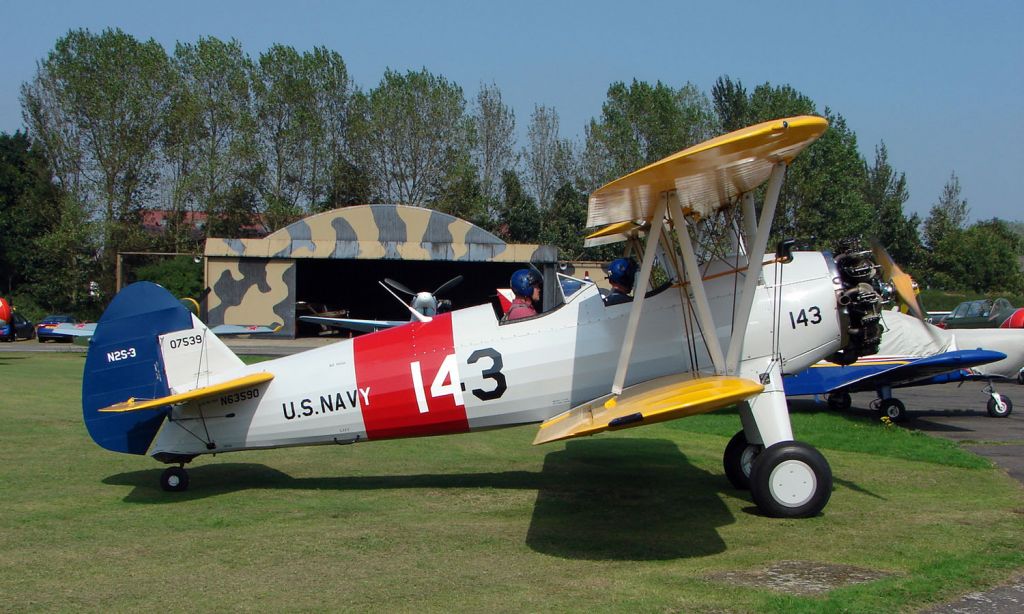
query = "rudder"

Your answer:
(82, 282), (195, 455)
